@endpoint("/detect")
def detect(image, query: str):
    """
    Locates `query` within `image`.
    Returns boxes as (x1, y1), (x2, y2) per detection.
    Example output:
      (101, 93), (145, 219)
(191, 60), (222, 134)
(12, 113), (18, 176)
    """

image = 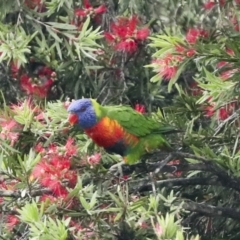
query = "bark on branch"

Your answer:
(172, 151), (240, 192)
(0, 188), (51, 198)
(183, 200), (240, 220)
(119, 161), (209, 175)
(130, 177), (219, 193)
